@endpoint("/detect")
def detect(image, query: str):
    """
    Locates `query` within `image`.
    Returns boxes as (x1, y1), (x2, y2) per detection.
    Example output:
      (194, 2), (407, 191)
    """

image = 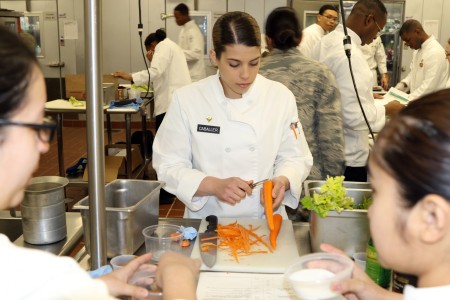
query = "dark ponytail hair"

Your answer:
(144, 29), (167, 47)
(265, 7), (302, 50)
(0, 26), (39, 119)
(371, 88), (450, 207)
(212, 11), (260, 59)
